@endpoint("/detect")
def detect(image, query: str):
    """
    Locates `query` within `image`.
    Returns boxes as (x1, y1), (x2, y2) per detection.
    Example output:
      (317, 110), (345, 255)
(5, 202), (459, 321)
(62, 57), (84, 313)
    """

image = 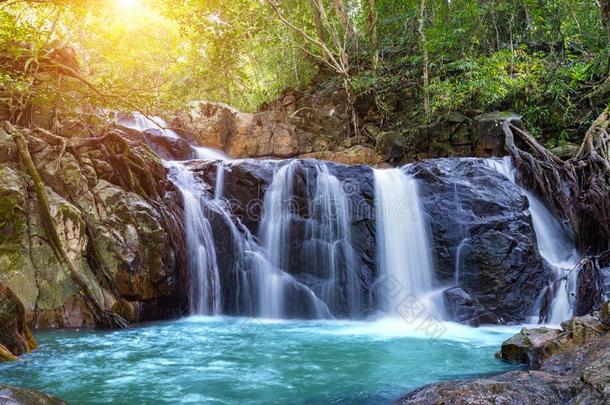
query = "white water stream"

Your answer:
(486, 157), (580, 323)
